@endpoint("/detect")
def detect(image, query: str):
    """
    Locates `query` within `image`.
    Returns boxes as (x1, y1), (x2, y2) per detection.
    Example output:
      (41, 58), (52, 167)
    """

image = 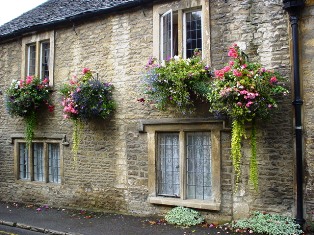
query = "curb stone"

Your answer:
(0, 220), (83, 235)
